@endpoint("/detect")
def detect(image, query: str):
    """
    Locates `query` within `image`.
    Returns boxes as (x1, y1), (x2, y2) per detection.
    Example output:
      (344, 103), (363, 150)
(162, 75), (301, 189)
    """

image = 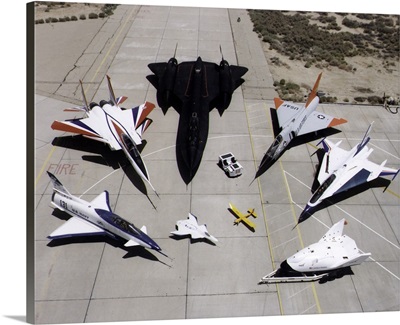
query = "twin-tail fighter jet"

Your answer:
(259, 219), (371, 284)
(297, 123), (399, 225)
(253, 72), (347, 181)
(51, 75), (158, 196)
(228, 203), (257, 231)
(170, 213), (218, 244)
(47, 172), (167, 257)
(147, 46), (248, 184)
